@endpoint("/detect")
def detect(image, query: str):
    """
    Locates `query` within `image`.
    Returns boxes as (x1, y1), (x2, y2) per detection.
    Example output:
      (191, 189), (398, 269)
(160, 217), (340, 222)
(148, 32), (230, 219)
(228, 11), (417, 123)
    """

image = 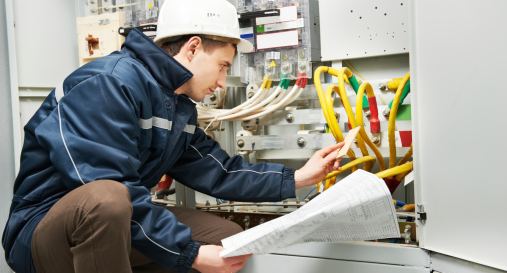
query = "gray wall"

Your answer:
(0, 0), (16, 271)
